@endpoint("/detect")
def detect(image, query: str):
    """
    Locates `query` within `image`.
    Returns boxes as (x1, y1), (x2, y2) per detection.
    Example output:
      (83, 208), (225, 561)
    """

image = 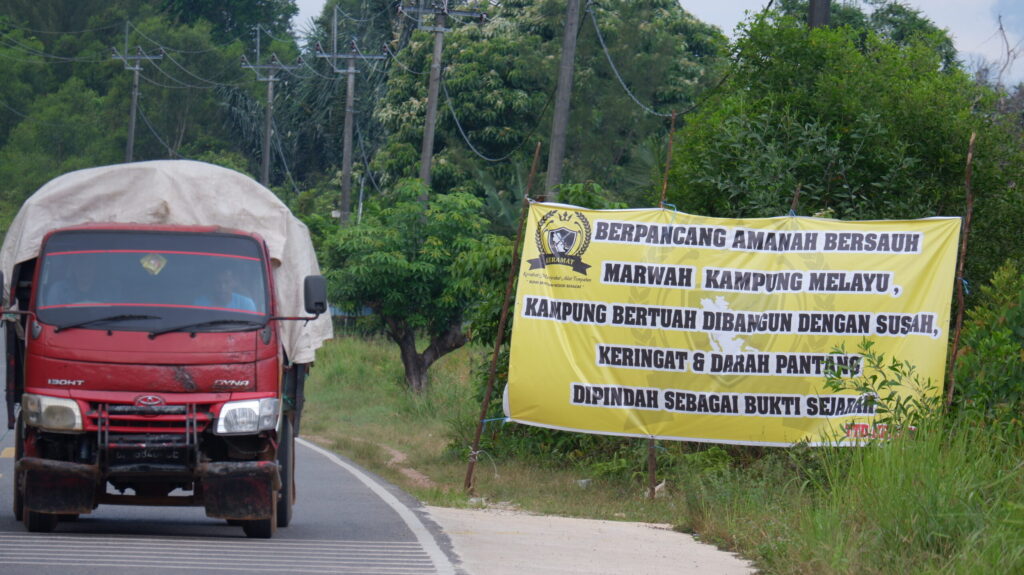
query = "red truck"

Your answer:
(1, 161), (333, 538)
